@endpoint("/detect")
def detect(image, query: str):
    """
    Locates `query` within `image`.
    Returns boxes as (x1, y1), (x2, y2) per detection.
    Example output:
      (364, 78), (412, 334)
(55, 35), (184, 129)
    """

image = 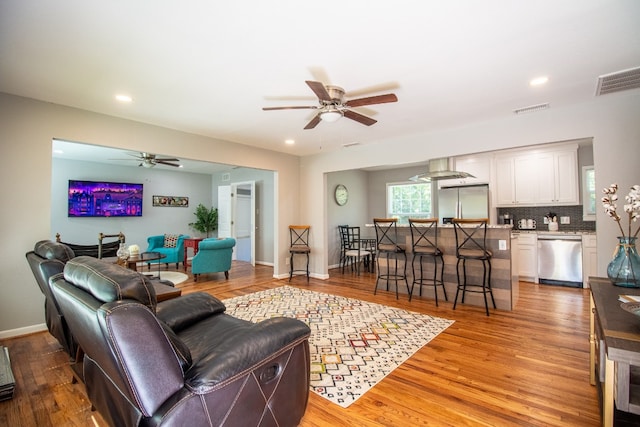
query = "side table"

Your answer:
(183, 238), (204, 271)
